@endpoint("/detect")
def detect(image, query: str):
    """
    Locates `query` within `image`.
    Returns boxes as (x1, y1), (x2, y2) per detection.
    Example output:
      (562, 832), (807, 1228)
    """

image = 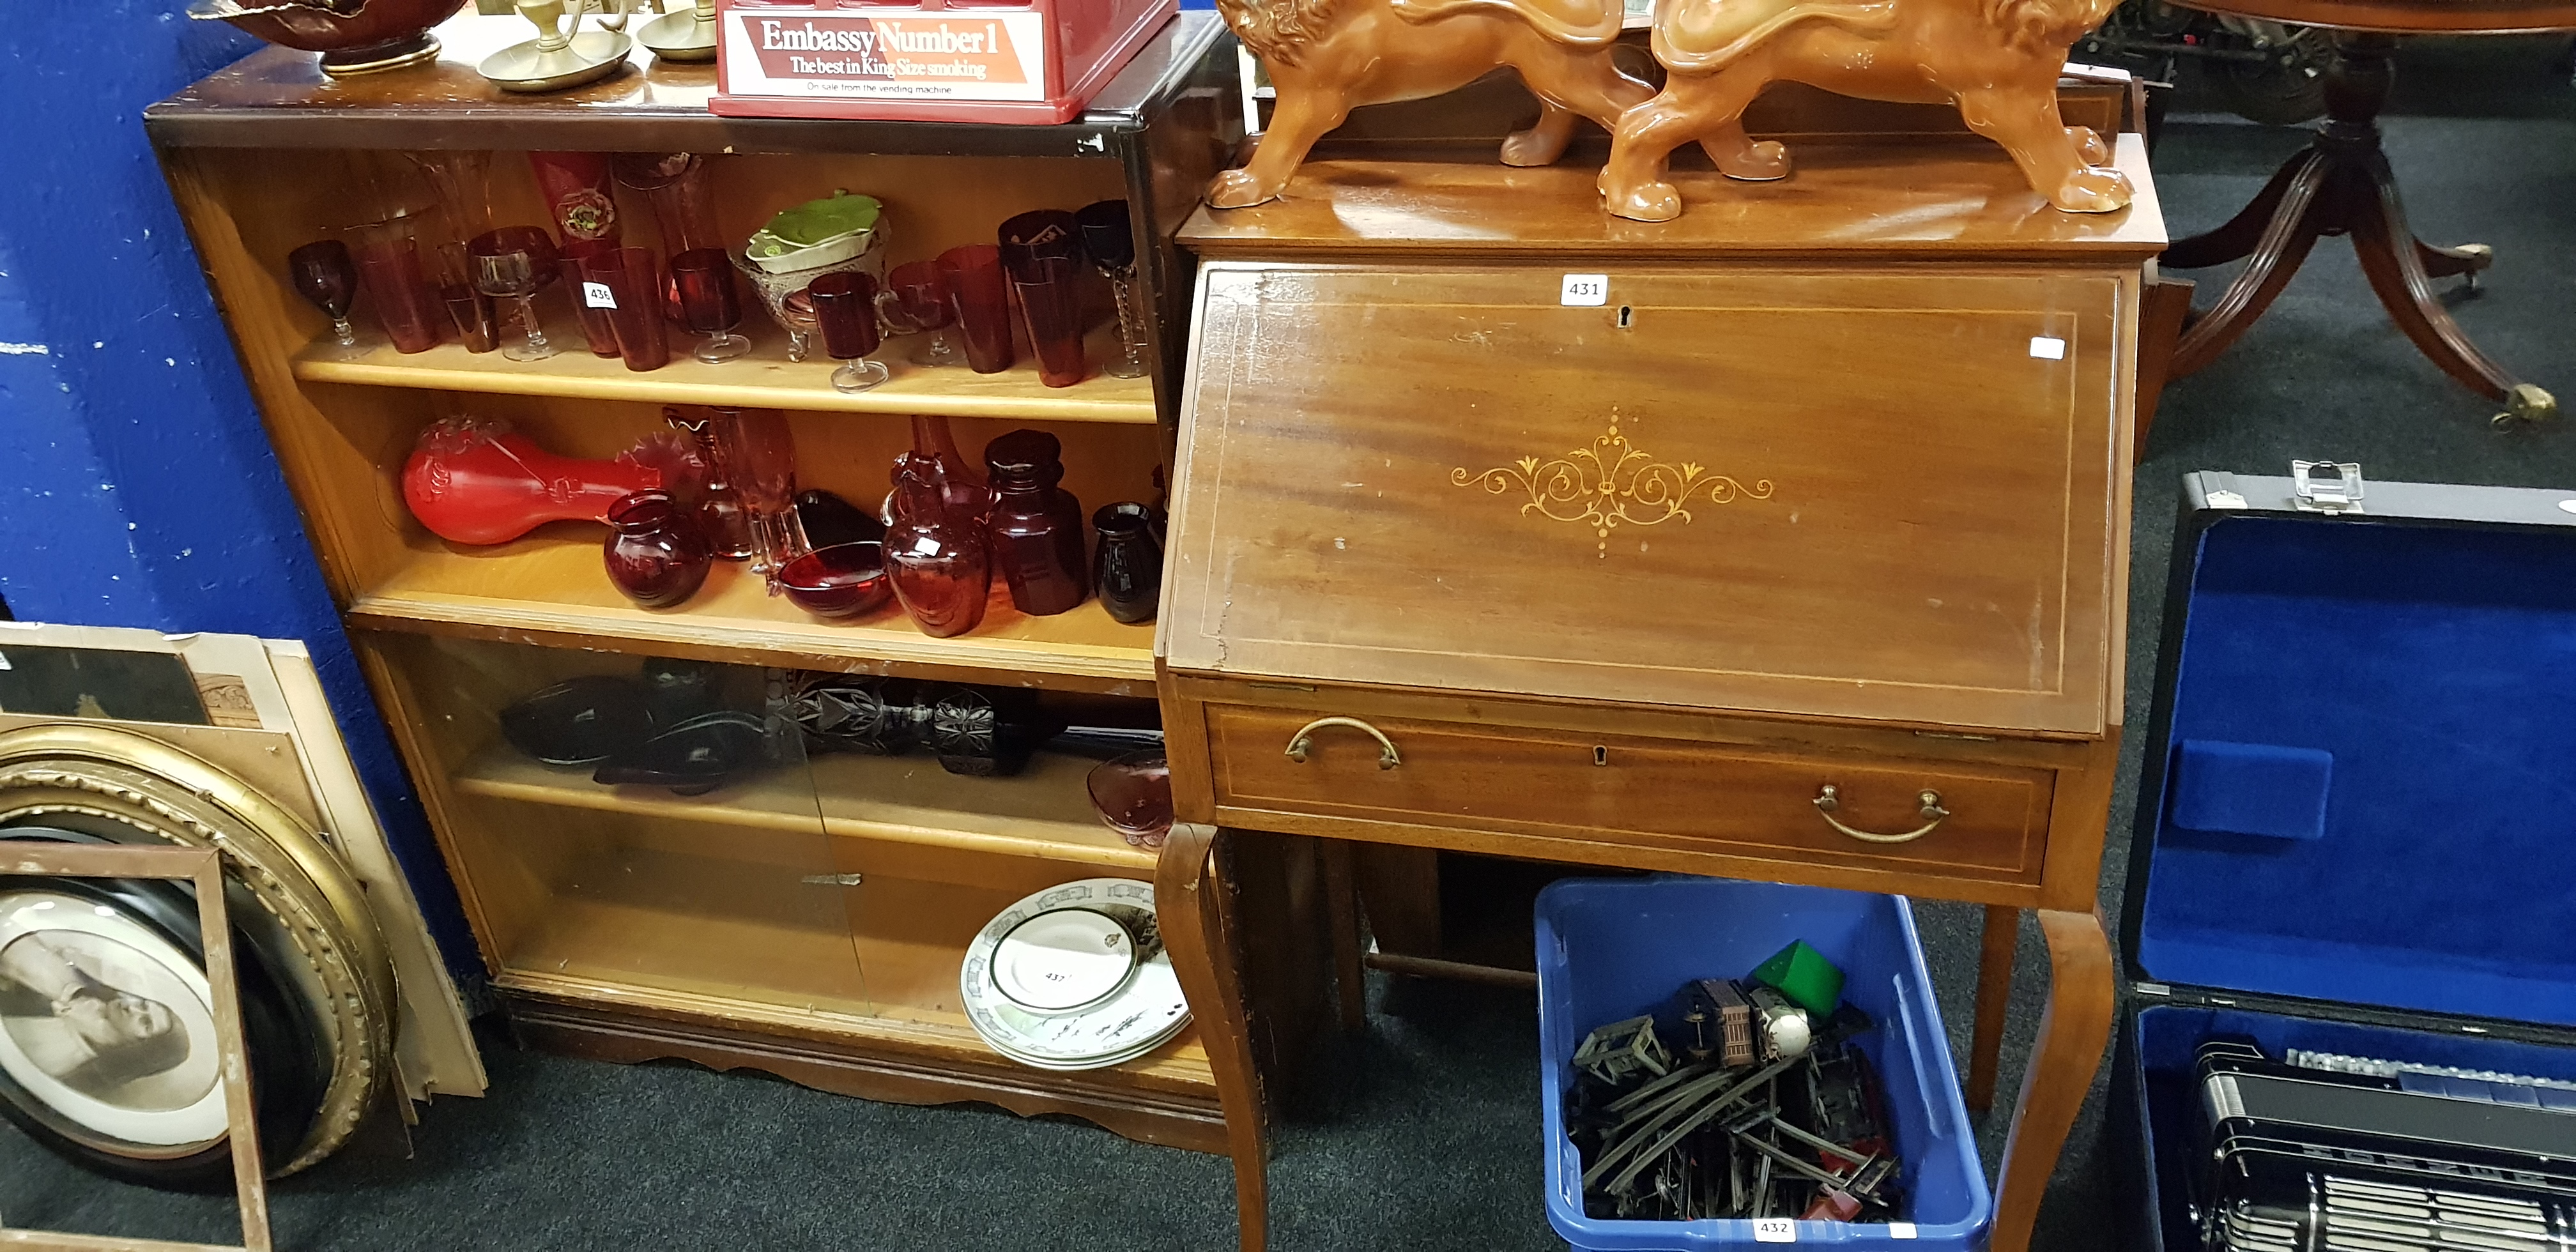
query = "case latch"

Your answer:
(2290, 460), (2365, 515)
